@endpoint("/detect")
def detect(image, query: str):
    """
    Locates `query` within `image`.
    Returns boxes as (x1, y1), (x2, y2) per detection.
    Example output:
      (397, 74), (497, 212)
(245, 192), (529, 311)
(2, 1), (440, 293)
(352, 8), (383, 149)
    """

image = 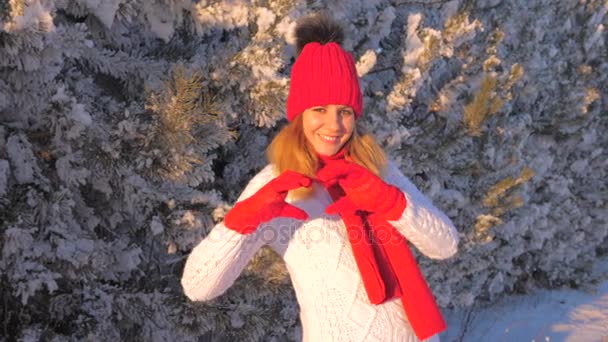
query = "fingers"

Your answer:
(337, 164), (371, 189)
(325, 202), (341, 215)
(271, 170), (313, 192)
(325, 196), (358, 215)
(316, 160), (368, 186)
(315, 160), (350, 183)
(279, 204), (309, 220)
